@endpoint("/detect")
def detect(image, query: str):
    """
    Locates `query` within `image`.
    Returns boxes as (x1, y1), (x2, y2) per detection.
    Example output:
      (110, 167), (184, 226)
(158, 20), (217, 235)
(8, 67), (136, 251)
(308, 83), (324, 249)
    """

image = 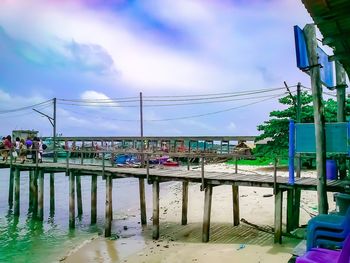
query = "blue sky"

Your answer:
(0, 0), (315, 137)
